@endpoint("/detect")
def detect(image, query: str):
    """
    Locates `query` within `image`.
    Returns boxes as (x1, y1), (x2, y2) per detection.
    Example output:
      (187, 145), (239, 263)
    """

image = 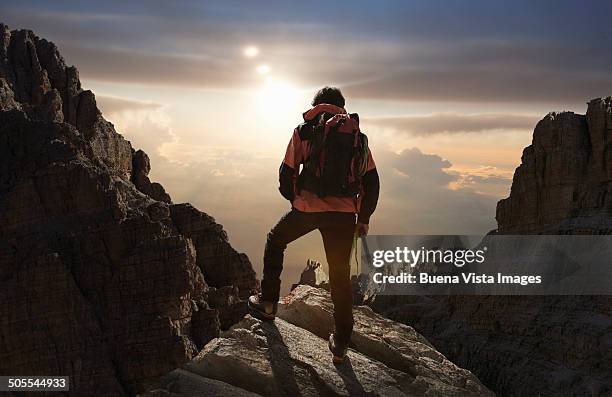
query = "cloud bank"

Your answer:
(2, 1), (611, 104)
(364, 113), (539, 135)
